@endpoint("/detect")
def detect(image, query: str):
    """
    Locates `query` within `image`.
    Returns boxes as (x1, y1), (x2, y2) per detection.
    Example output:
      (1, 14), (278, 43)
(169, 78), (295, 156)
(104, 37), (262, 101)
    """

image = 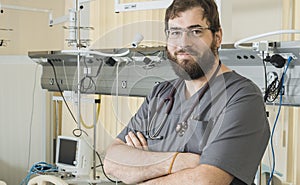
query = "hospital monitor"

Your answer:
(114, 0), (173, 12)
(55, 135), (92, 176)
